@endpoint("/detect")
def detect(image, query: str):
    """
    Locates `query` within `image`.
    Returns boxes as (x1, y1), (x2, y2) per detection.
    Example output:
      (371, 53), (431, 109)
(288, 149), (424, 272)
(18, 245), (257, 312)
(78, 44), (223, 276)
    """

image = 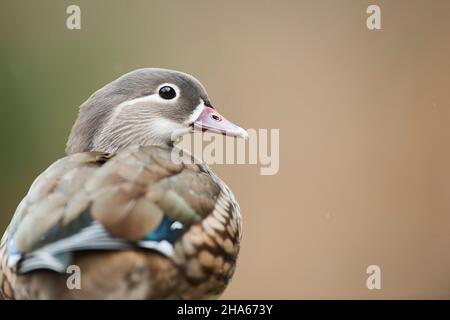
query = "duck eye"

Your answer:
(159, 86), (176, 100)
